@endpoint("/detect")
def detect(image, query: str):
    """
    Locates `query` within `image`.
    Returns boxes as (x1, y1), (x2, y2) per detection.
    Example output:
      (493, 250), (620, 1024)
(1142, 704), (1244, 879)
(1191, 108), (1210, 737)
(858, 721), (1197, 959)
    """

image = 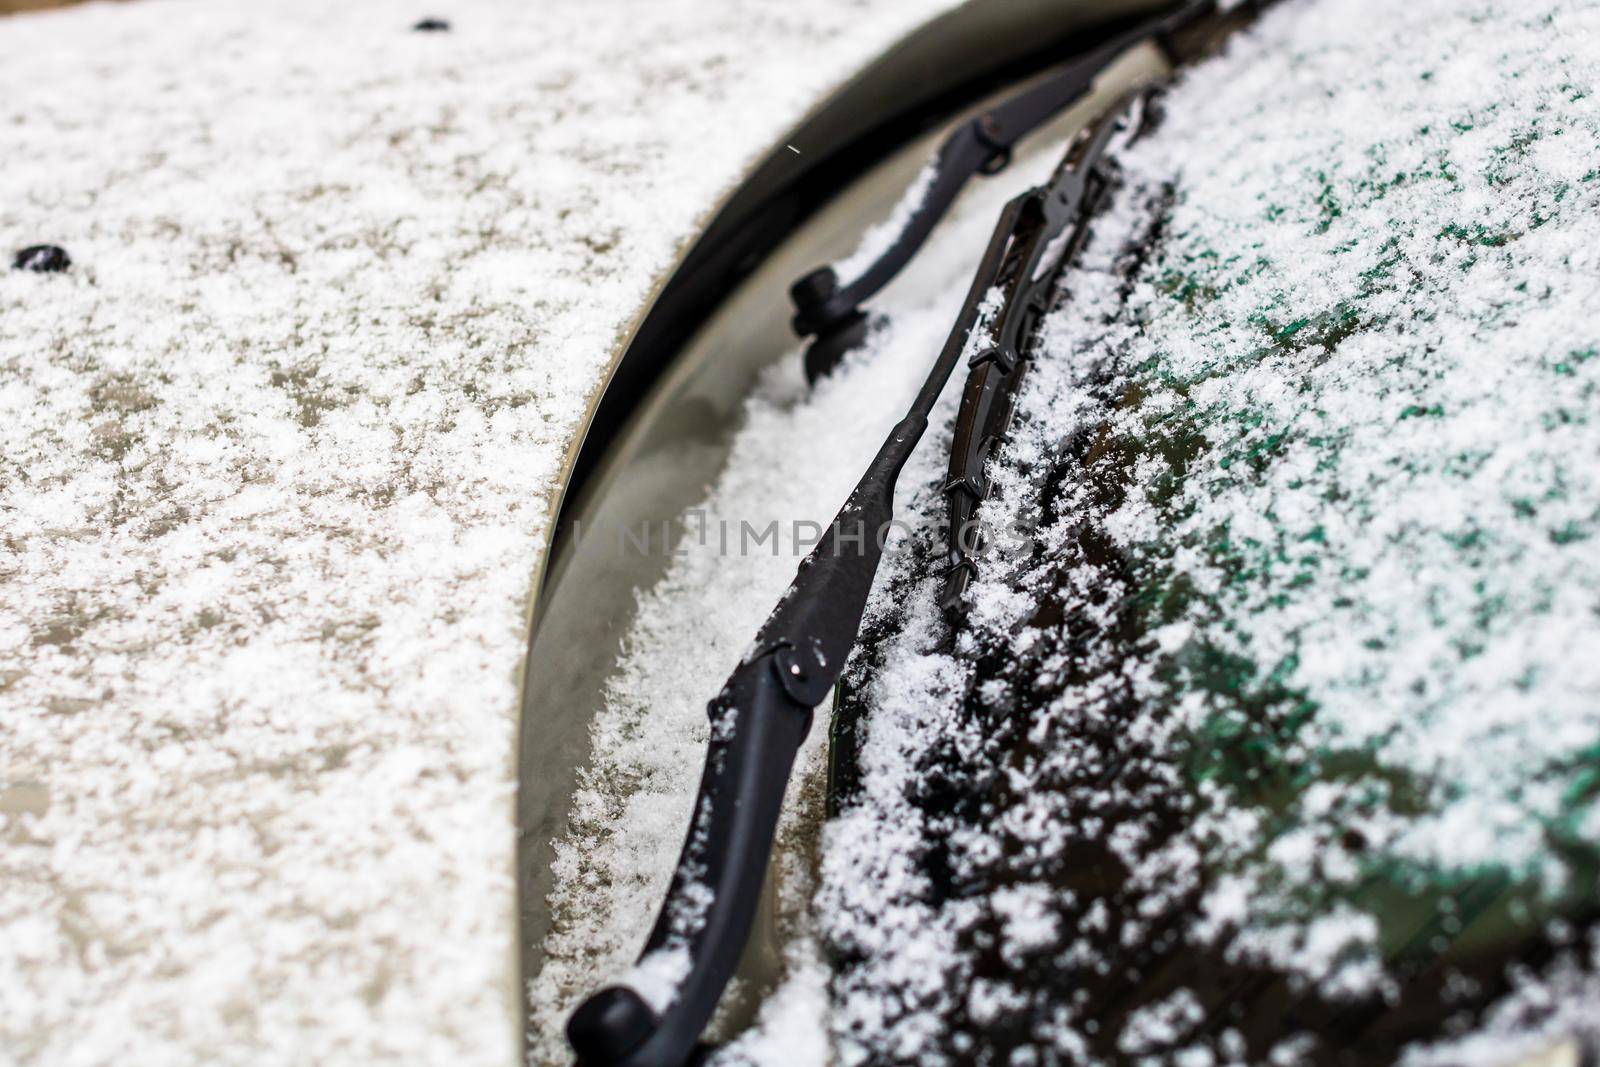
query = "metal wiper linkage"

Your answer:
(566, 90), (1148, 1067)
(790, 0), (1274, 383)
